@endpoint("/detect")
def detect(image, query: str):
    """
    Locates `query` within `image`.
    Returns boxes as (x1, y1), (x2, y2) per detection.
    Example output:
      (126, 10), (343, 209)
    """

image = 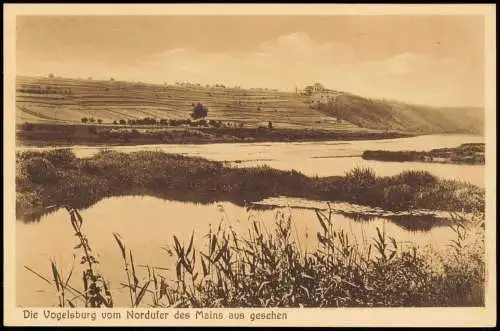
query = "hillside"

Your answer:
(16, 76), (484, 134)
(311, 91), (484, 134)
